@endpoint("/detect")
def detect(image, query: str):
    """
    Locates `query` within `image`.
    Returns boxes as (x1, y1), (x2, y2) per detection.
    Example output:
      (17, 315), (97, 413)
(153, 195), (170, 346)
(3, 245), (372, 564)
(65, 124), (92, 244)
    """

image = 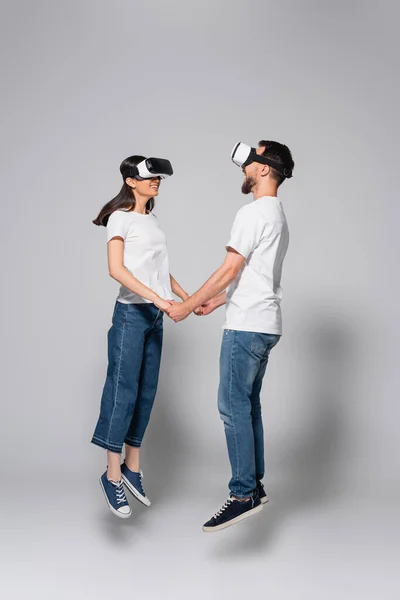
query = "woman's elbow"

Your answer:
(108, 266), (121, 280)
